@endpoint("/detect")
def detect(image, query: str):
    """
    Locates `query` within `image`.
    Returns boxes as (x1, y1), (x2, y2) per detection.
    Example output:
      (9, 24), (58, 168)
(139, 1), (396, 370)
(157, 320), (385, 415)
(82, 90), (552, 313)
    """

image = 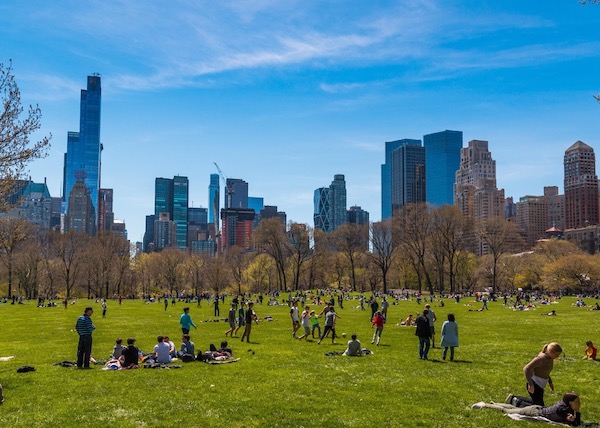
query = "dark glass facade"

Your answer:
(63, 75), (102, 235)
(424, 130), (462, 206)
